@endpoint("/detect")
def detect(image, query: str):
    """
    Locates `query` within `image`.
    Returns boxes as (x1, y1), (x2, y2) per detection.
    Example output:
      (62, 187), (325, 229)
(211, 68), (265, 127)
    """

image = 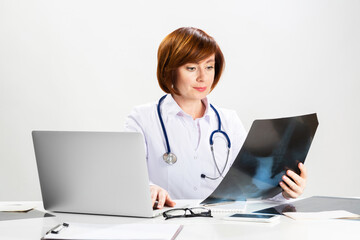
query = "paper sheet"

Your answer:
(0, 203), (34, 212)
(43, 222), (183, 240)
(205, 201), (246, 213)
(283, 210), (360, 220)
